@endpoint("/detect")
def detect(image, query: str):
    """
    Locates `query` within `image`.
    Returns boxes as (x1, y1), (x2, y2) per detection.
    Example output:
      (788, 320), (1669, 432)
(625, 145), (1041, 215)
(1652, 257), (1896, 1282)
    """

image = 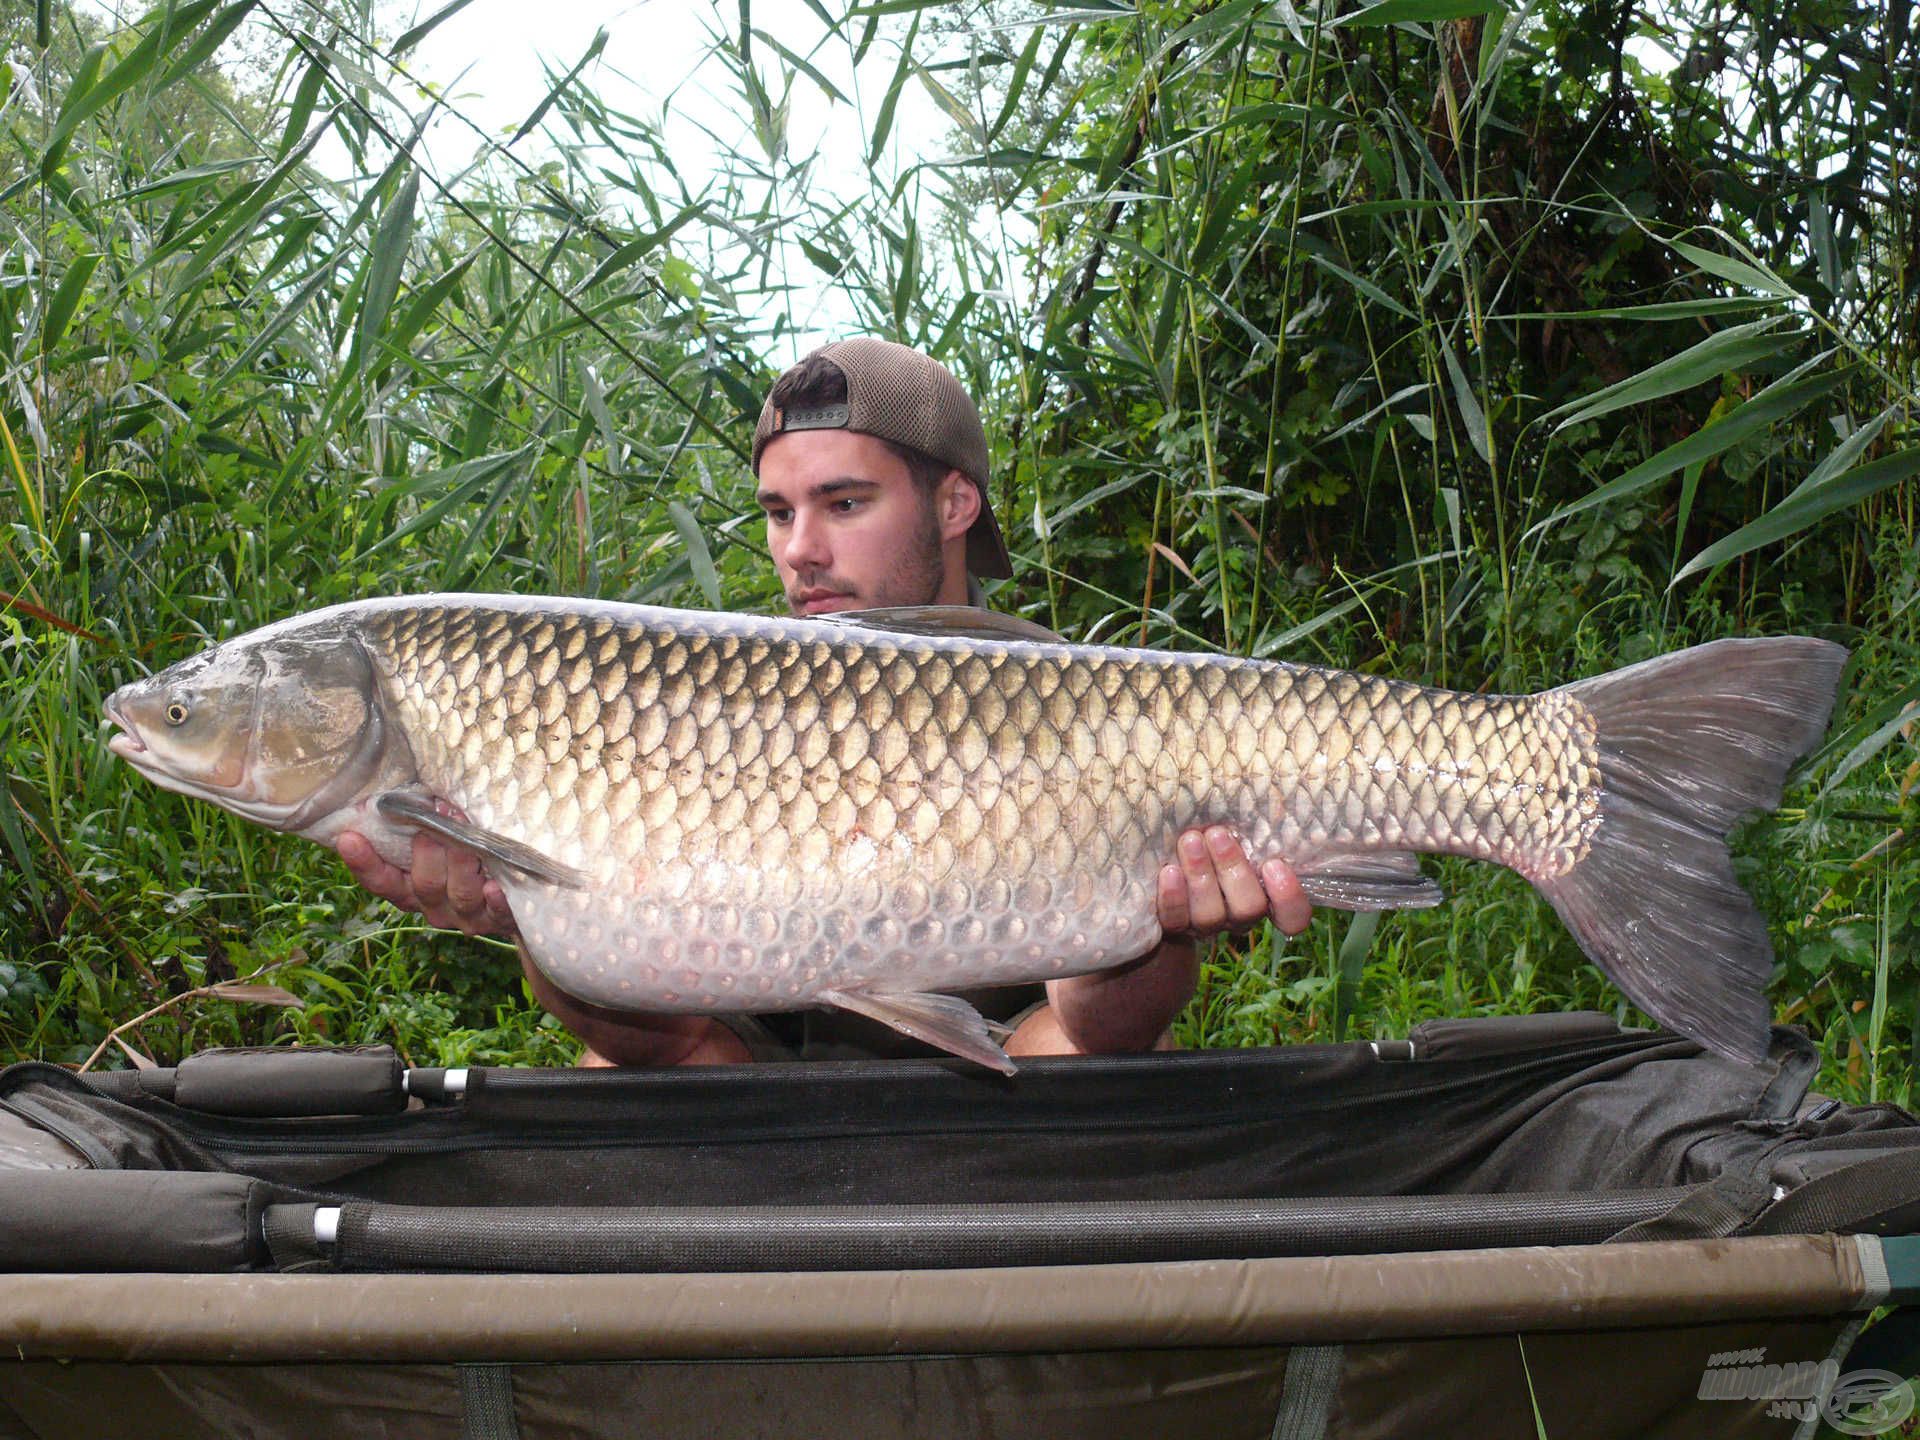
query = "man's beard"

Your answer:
(785, 497), (946, 613)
